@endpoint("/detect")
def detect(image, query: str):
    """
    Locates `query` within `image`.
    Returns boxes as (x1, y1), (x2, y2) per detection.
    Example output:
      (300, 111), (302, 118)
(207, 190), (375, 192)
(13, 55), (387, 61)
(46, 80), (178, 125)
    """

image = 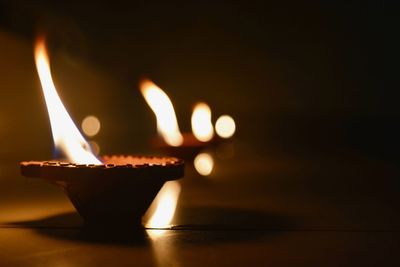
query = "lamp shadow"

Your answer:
(168, 205), (295, 244)
(10, 207), (294, 246)
(11, 212), (150, 246)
